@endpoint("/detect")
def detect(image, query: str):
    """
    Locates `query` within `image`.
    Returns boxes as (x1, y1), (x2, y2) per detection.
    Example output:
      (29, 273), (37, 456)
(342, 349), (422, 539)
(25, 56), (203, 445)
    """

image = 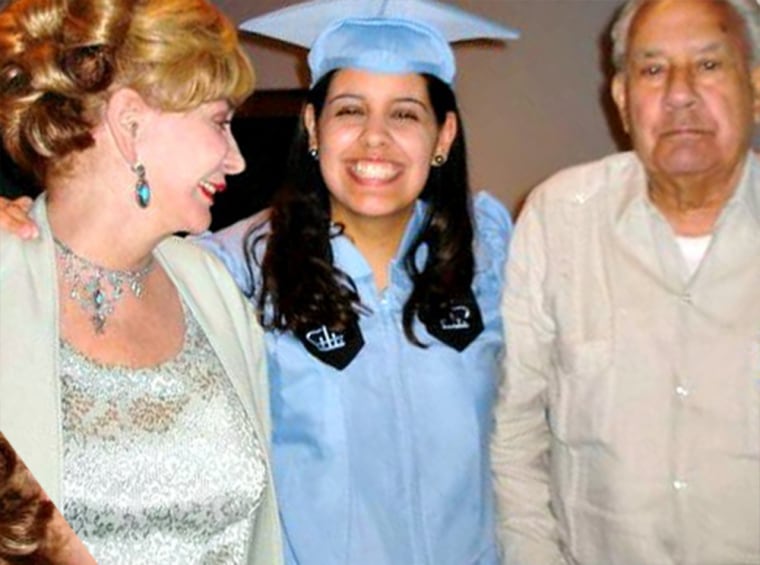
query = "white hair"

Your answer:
(610, 0), (760, 71)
